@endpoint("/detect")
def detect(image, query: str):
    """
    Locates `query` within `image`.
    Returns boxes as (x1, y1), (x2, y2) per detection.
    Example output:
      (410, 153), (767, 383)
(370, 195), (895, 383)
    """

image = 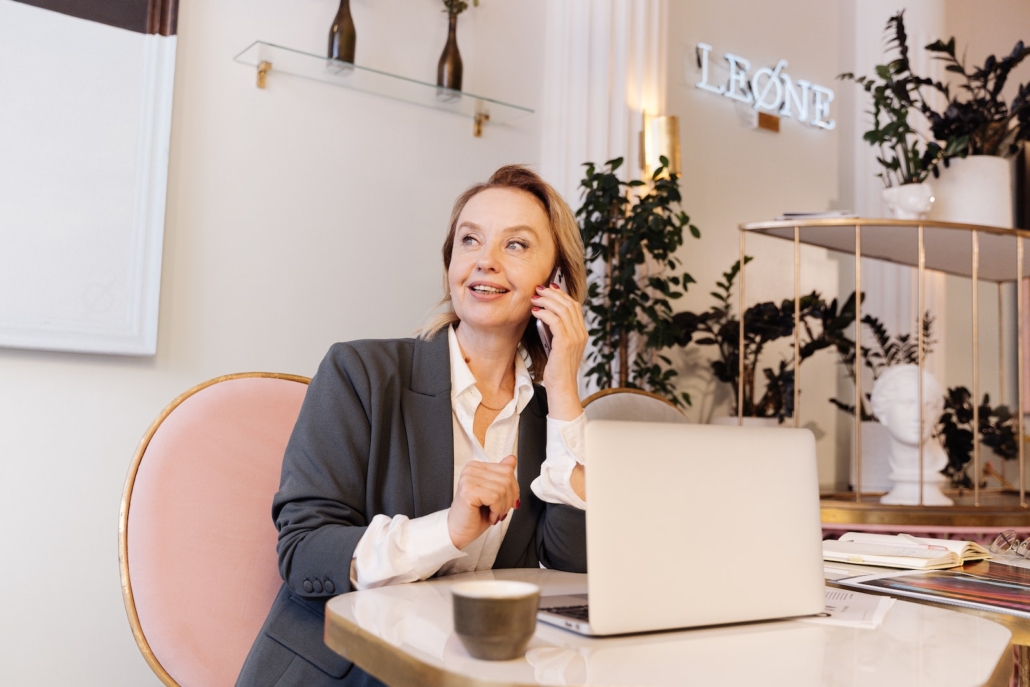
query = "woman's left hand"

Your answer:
(531, 283), (587, 421)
